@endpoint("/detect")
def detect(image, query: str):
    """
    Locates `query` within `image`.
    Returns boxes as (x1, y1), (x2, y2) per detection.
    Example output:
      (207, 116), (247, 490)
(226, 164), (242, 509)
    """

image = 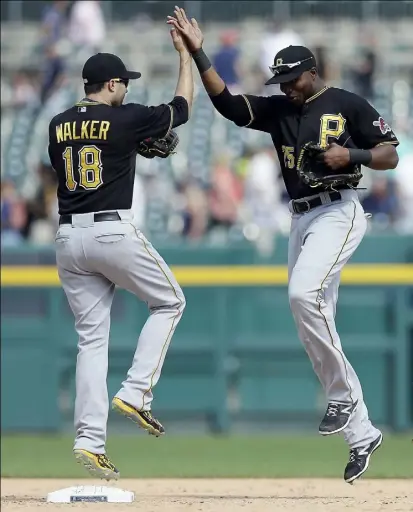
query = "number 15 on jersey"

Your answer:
(282, 145), (295, 169)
